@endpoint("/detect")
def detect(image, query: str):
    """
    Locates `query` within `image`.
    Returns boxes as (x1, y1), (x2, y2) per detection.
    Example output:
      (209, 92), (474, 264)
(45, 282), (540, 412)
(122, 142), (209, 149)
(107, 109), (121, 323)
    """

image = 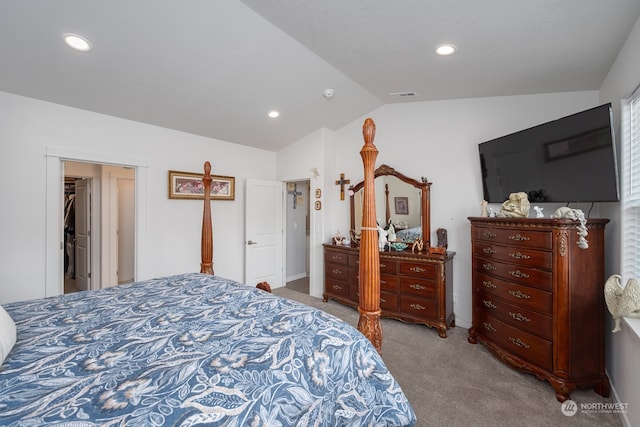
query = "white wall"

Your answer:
(0, 91), (275, 304)
(599, 14), (640, 427)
